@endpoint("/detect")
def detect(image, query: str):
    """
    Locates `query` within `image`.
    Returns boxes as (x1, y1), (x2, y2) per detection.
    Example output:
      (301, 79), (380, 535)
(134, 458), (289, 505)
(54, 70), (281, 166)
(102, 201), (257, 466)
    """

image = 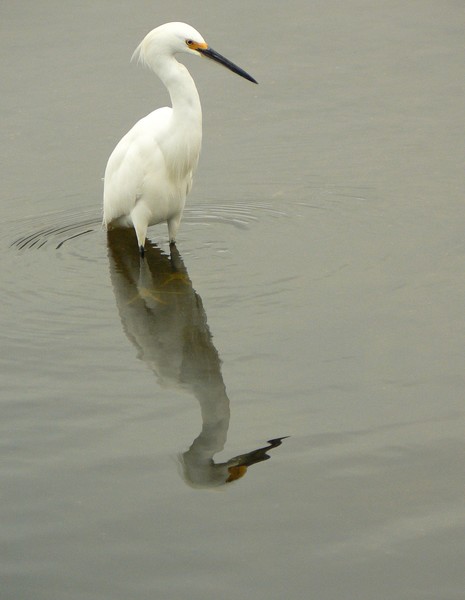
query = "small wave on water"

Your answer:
(9, 206), (101, 251)
(184, 201), (287, 229)
(8, 201), (287, 252)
